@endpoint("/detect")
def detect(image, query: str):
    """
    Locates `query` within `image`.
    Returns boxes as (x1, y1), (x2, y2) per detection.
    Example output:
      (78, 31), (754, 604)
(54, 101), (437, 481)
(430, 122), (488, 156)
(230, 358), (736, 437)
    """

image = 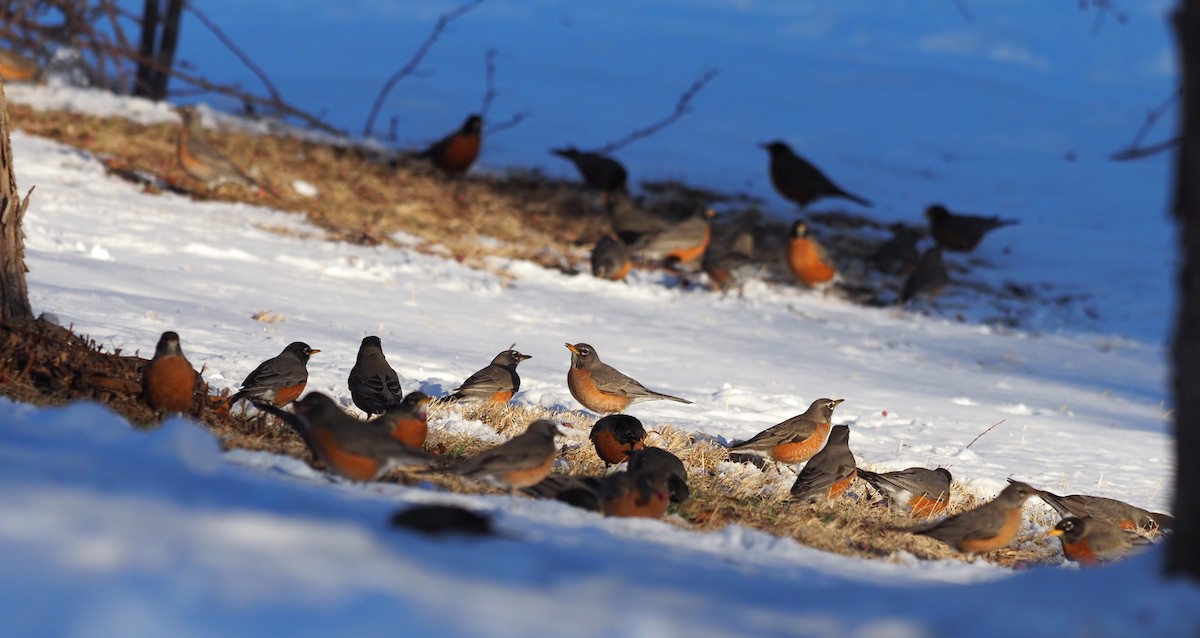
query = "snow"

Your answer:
(2, 0), (1199, 635)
